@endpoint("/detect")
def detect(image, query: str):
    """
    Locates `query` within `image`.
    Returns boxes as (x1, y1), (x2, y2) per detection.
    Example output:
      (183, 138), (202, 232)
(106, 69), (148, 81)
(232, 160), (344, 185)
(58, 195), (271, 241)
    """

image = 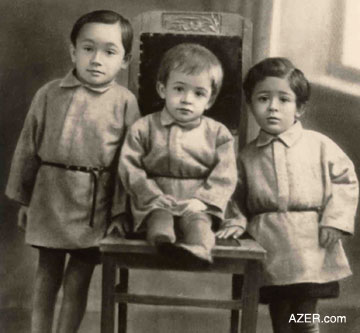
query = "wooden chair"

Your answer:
(100, 235), (265, 333)
(100, 10), (263, 333)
